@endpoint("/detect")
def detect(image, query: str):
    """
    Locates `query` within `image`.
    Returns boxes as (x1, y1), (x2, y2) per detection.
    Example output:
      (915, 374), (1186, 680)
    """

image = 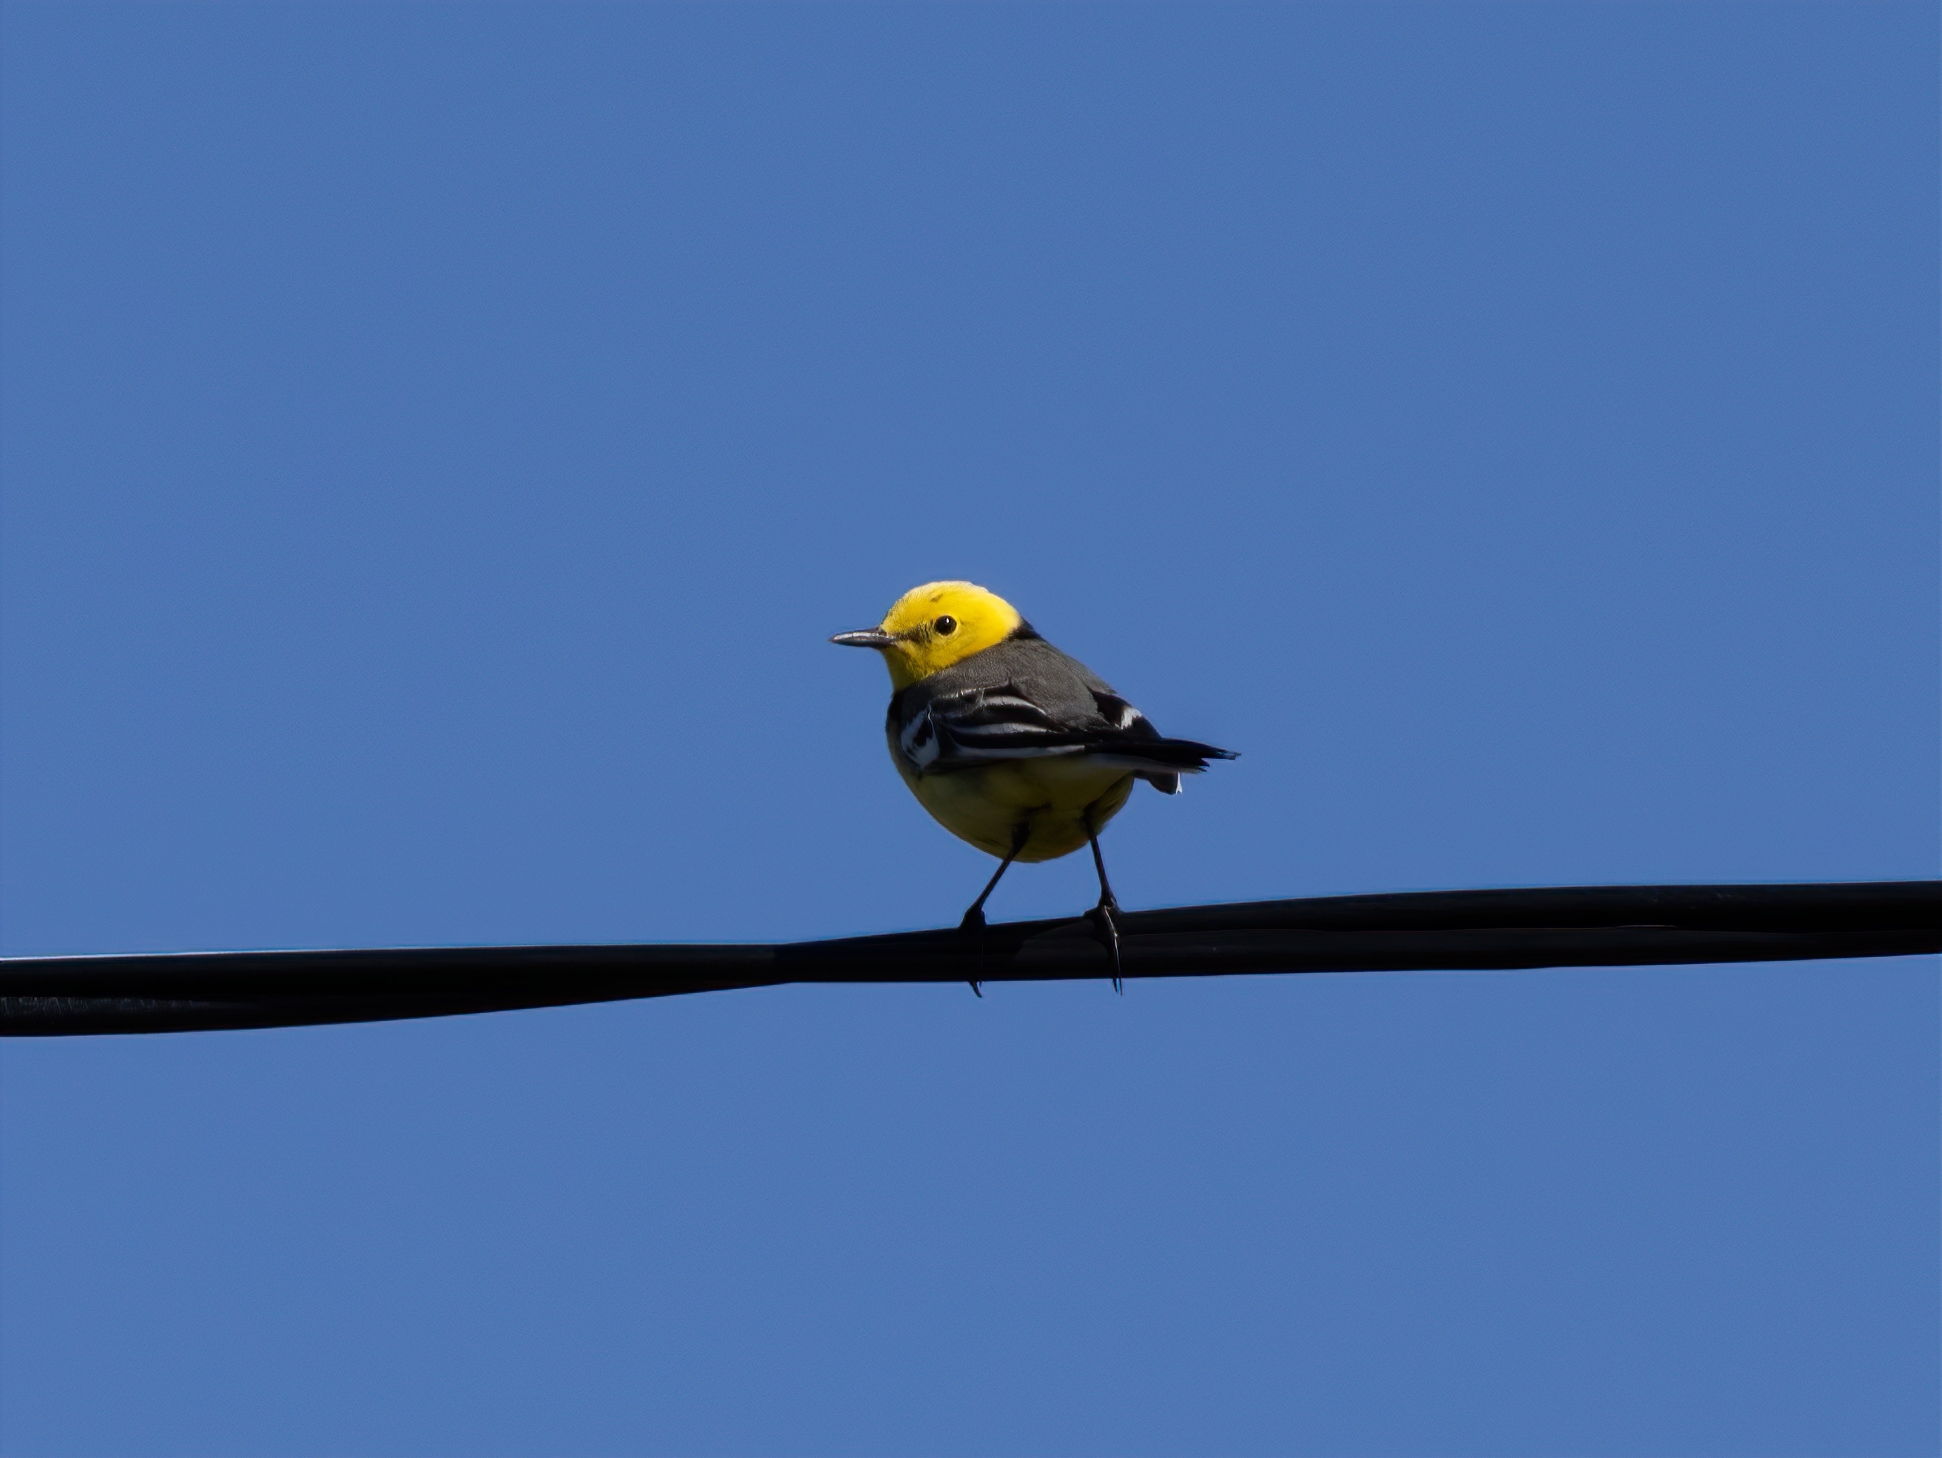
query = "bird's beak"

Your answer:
(830, 628), (897, 650)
